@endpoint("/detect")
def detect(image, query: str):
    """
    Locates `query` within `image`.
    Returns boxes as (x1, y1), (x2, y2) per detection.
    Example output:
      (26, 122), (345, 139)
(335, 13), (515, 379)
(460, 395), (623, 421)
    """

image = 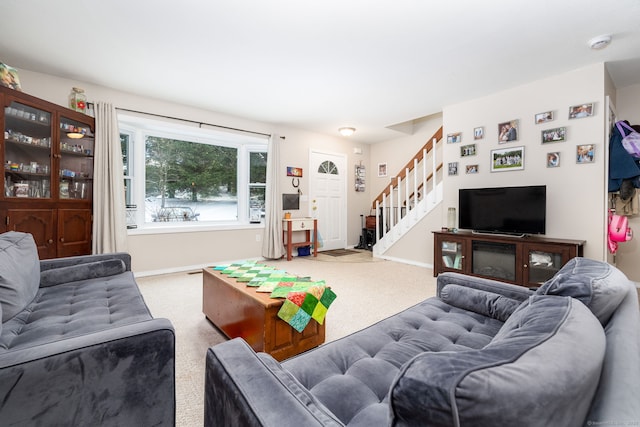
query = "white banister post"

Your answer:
(382, 194), (387, 239)
(389, 184), (394, 229)
(396, 178), (402, 224)
(413, 159), (418, 206)
(405, 168), (410, 212)
(422, 148), (428, 212)
(375, 200), (380, 243)
(431, 138), (437, 203)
